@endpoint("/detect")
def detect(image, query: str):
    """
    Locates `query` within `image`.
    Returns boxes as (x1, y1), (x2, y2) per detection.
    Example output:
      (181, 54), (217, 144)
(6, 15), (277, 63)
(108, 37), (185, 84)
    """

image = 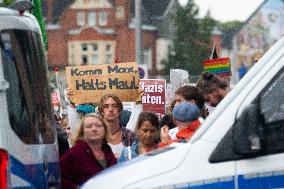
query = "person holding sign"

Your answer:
(98, 94), (137, 159)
